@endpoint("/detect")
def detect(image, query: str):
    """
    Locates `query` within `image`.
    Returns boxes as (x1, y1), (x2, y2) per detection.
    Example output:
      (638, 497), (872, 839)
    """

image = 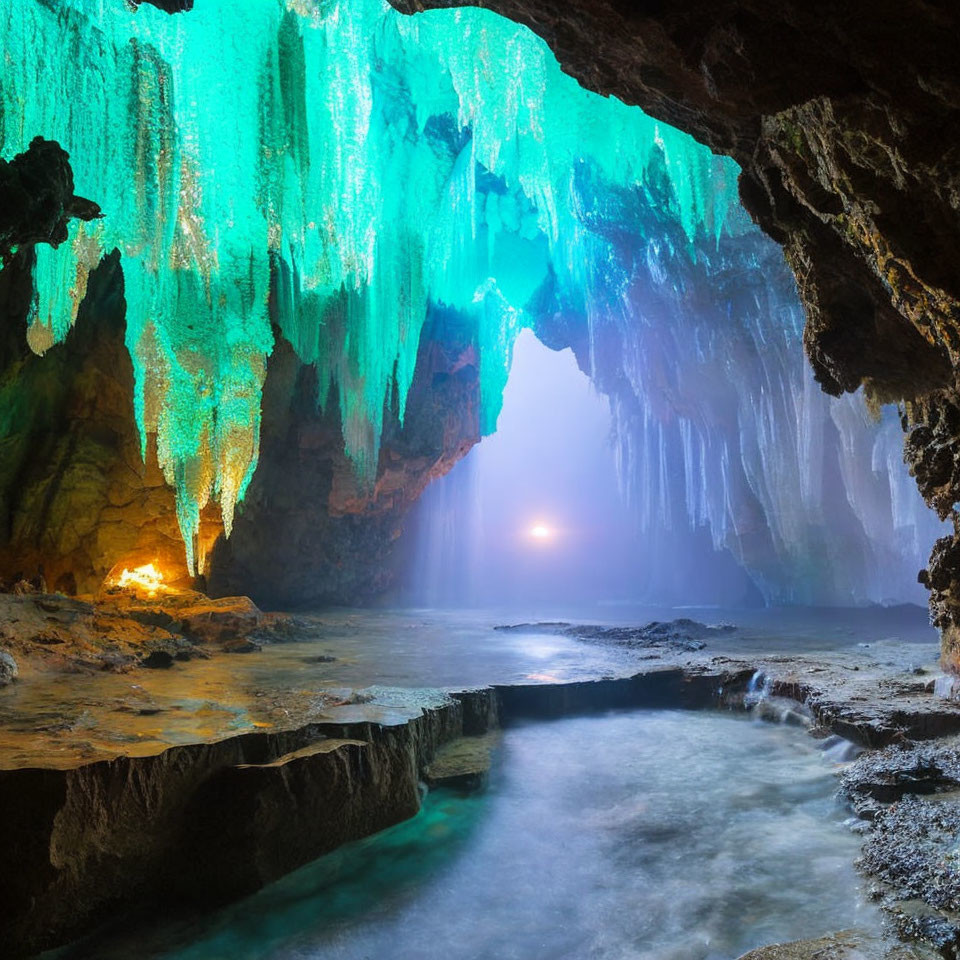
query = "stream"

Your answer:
(86, 709), (878, 960)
